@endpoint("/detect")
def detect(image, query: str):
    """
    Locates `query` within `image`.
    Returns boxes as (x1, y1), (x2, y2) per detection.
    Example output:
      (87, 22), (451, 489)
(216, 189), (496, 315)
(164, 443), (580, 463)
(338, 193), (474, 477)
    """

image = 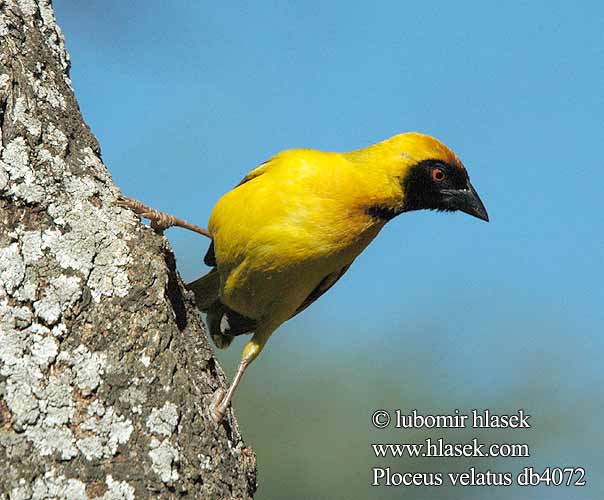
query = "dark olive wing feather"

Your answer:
(290, 264), (351, 319)
(199, 264), (351, 341)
